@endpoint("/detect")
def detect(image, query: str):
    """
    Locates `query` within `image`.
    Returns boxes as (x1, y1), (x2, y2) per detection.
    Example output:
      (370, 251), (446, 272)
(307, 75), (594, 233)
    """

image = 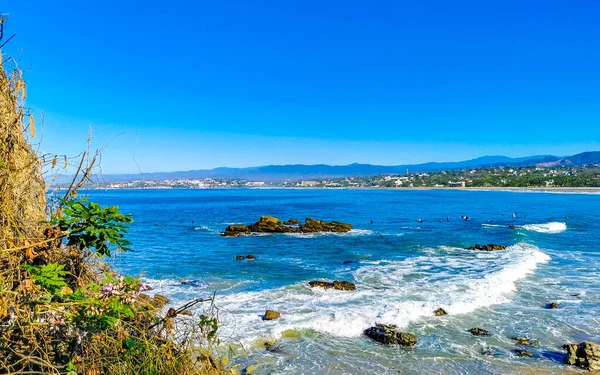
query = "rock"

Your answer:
(470, 328), (489, 336)
(434, 308), (447, 316)
(513, 337), (540, 346)
(364, 324), (417, 346)
(245, 255), (256, 260)
(222, 224), (251, 237)
(546, 302), (560, 309)
(223, 216), (352, 236)
(236, 255), (245, 260)
(513, 349), (533, 357)
(152, 294), (169, 309)
(332, 280), (356, 291)
(563, 342), (600, 370)
(466, 244), (506, 251)
(509, 225), (520, 230)
(263, 310), (281, 321)
(308, 280), (356, 291)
